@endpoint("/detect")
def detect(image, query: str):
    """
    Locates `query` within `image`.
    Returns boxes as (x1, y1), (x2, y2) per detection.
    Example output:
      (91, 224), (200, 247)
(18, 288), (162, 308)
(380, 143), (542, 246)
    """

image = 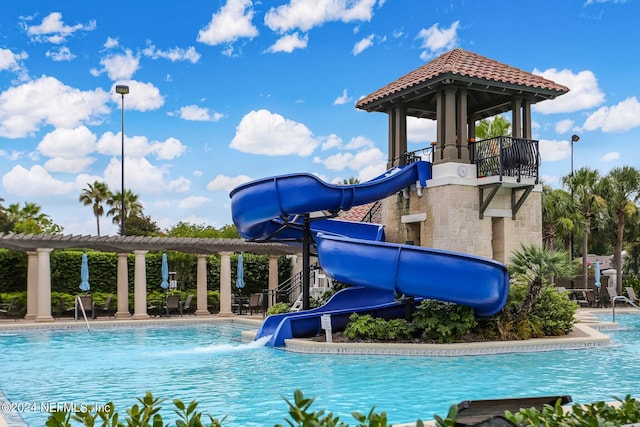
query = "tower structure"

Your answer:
(356, 49), (569, 263)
